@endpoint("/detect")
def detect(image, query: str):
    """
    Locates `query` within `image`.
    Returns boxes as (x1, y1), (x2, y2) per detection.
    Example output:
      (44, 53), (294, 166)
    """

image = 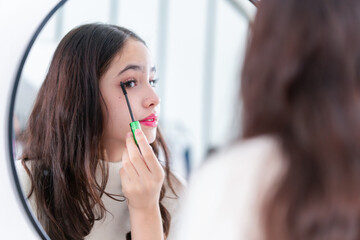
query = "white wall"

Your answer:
(0, 1), (59, 238)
